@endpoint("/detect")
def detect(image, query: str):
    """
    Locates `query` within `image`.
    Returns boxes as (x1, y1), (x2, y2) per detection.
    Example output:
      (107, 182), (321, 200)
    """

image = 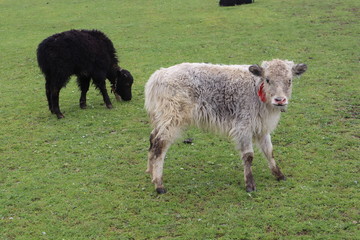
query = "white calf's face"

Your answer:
(249, 60), (307, 110)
